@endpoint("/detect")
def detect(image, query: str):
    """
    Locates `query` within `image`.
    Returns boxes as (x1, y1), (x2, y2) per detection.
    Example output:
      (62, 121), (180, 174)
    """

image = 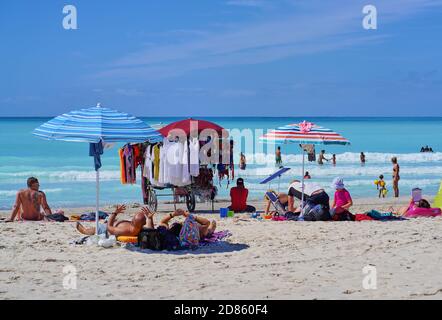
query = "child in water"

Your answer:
(375, 175), (388, 198)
